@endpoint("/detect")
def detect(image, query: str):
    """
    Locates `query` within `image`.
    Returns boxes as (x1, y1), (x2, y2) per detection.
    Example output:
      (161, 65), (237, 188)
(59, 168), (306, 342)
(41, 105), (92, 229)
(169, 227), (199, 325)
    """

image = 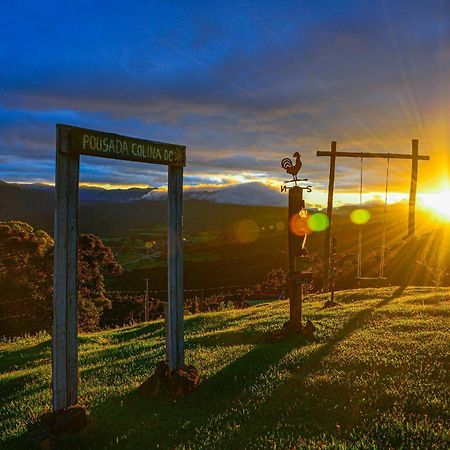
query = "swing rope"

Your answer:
(357, 156), (363, 278)
(379, 156), (390, 278)
(357, 155), (390, 280)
